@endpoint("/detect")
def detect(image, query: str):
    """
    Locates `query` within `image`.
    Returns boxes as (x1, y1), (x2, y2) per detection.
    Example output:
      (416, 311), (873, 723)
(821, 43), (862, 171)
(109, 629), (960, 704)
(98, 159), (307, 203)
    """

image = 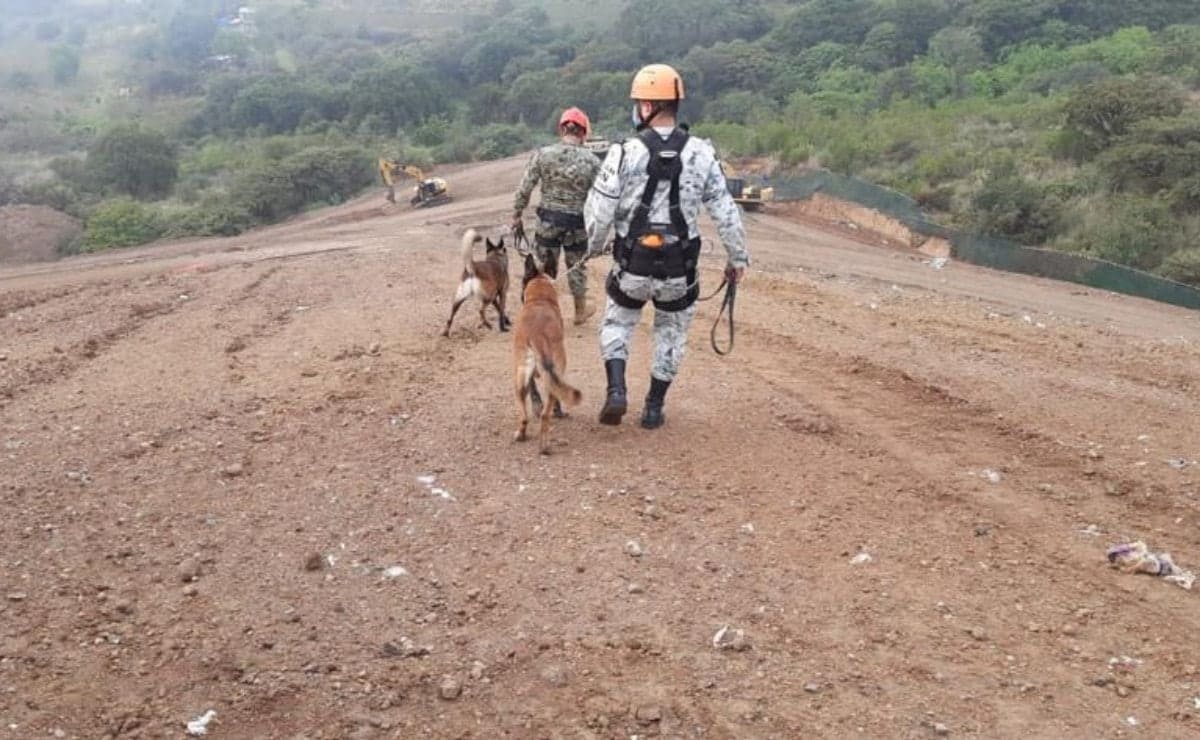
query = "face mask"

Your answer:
(631, 104), (643, 130)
